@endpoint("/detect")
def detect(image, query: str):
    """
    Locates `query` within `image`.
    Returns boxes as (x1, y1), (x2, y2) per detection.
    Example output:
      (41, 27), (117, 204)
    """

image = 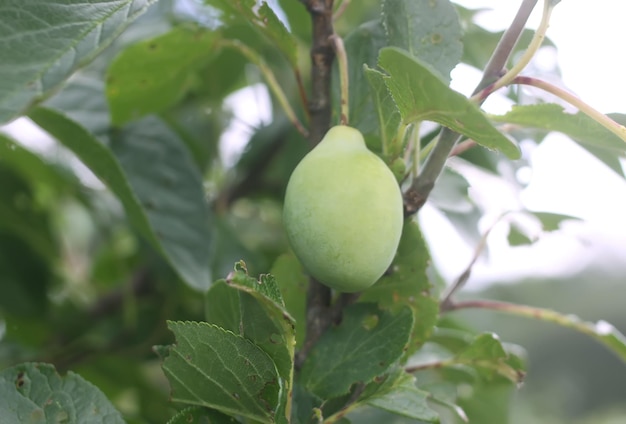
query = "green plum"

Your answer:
(283, 125), (404, 292)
